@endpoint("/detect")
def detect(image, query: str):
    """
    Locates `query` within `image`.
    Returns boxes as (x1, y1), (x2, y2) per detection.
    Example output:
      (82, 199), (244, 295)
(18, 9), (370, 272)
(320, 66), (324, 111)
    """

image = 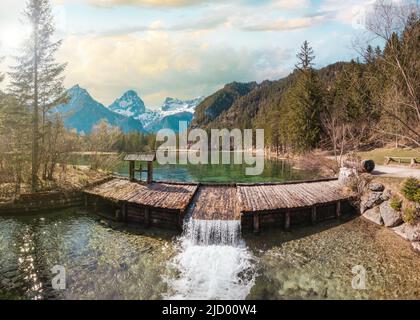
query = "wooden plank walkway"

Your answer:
(84, 178), (351, 227)
(238, 180), (346, 213)
(188, 186), (240, 220)
(85, 179), (198, 211)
